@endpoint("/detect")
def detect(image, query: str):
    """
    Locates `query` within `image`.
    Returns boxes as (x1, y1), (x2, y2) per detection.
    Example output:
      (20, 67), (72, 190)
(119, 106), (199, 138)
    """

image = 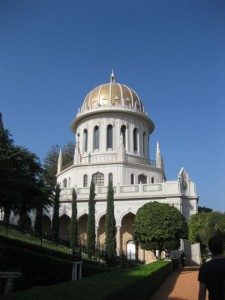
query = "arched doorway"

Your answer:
(59, 214), (71, 242)
(121, 212), (135, 256)
(127, 240), (136, 260)
(78, 214), (88, 245)
(42, 215), (51, 238)
(98, 215), (106, 248)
